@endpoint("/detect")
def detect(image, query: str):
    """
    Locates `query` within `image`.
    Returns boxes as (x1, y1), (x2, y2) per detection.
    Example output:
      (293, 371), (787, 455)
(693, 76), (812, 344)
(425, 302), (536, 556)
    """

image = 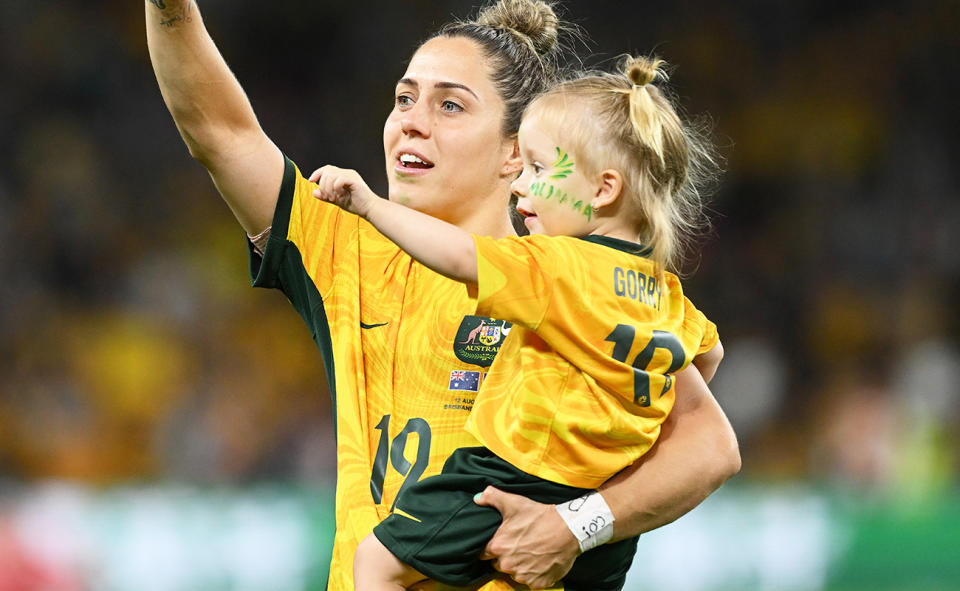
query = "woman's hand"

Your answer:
(475, 486), (579, 589)
(310, 165), (379, 218)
